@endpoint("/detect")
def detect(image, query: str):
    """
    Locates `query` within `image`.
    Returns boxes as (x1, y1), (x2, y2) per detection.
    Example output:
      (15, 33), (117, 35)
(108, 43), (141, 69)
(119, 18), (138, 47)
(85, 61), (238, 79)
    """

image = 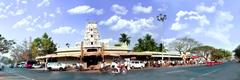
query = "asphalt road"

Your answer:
(1, 61), (240, 80)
